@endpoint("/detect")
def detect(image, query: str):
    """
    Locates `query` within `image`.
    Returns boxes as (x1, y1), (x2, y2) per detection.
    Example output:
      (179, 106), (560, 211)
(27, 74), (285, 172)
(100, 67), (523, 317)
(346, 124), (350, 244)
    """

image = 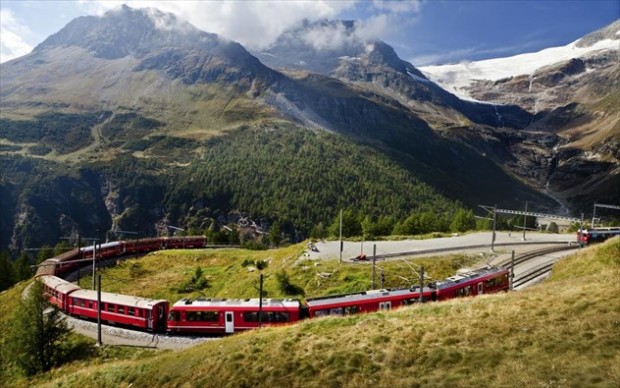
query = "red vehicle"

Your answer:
(431, 267), (509, 301)
(36, 236), (209, 278)
(167, 297), (302, 334)
(67, 288), (169, 332)
(40, 275), (81, 311)
(305, 286), (434, 318)
(163, 236), (207, 249)
(577, 227), (620, 245)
